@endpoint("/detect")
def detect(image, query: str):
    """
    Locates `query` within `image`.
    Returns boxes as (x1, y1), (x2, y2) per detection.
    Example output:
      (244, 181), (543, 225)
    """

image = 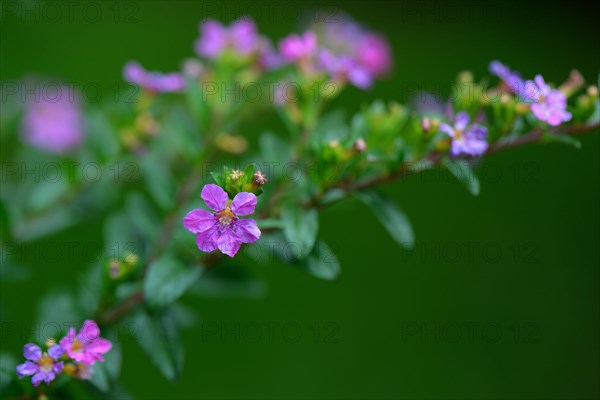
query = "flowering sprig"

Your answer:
(2, 11), (599, 400)
(489, 60), (573, 126)
(15, 321), (111, 388)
